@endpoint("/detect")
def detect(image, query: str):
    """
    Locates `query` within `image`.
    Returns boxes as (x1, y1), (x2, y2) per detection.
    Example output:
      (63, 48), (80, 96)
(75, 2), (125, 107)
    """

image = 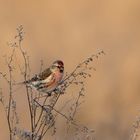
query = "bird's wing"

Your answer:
(25, 74), (39, 84)
(37, 73), (56, 90)
(25, 68), (52, 84)
(41, 73), (56, 86)
(38, 68), (52, 80)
